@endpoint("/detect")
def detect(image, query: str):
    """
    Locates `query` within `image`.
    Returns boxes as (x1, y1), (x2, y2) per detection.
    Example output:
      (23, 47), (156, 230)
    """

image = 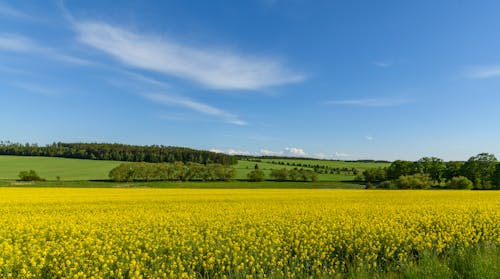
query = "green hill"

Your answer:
(0, 156), (121, 180)
(1, 155), (388, 182)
